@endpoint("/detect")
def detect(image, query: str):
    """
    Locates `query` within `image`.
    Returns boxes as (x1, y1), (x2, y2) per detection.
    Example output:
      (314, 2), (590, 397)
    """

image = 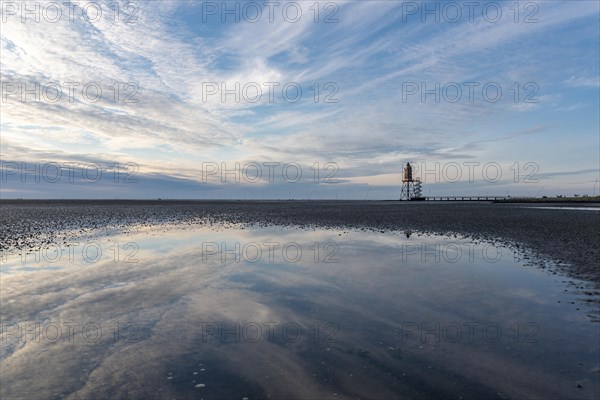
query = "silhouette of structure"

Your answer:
(399, 162), (509, 201)
(400, 162), (424, 201)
